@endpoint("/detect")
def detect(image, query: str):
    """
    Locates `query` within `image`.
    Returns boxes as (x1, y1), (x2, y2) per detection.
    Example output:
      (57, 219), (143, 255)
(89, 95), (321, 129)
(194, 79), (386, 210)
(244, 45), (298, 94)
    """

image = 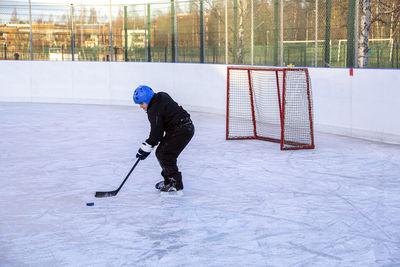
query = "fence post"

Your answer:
(314, 0), (318, 67)
(225, 0), (228, 64)
(233, 0), (237, 64)
(109, 0), (113, 61)
(273, 0), (279, 66)
(346, 0), (356, 67)
(144, 4), (147, 61)
(147, 3), (151, 62)
(70, 4), (75, 61)
(200, 0), (204, 63)
(280, 0), (283, 66)
(251, 0), (254, 65)
(29, 0), (33, 60)
(354, 0), (359, 68)
(171, 0), (176, 62)
(124, 5), (128, 61)
(324, 0), (331, 67)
